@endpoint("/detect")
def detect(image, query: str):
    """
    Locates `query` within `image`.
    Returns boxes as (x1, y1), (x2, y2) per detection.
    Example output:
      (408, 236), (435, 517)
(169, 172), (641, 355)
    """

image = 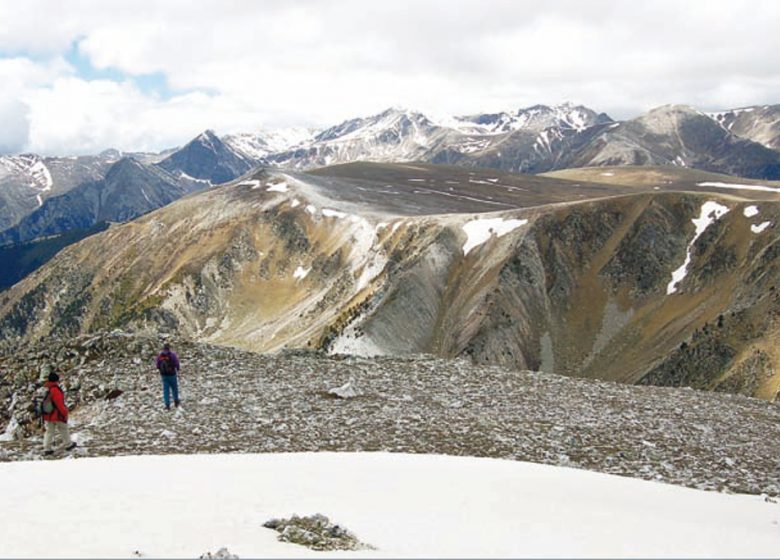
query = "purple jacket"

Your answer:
(156, 350), (180, 375)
